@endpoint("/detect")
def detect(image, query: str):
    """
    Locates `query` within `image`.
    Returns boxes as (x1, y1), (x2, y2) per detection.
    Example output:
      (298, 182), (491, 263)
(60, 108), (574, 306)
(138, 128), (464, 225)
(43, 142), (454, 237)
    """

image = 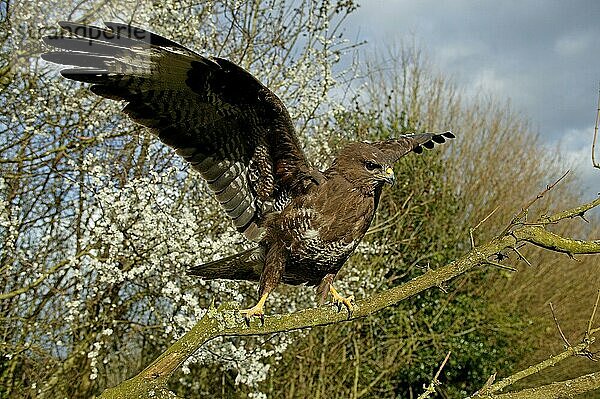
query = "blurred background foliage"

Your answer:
(1, 0), (599, 398)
